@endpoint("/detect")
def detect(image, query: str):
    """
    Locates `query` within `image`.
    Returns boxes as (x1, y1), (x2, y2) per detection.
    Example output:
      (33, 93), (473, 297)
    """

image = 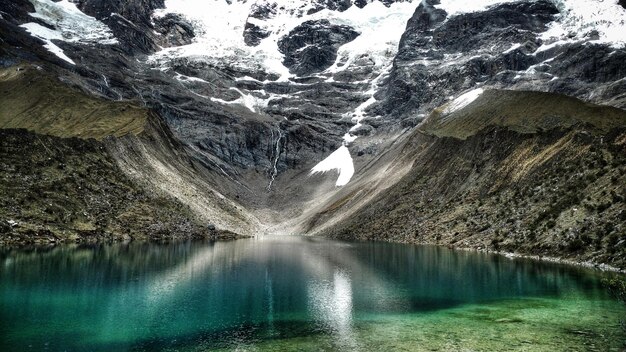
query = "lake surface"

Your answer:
(0, 236), (624, 351)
